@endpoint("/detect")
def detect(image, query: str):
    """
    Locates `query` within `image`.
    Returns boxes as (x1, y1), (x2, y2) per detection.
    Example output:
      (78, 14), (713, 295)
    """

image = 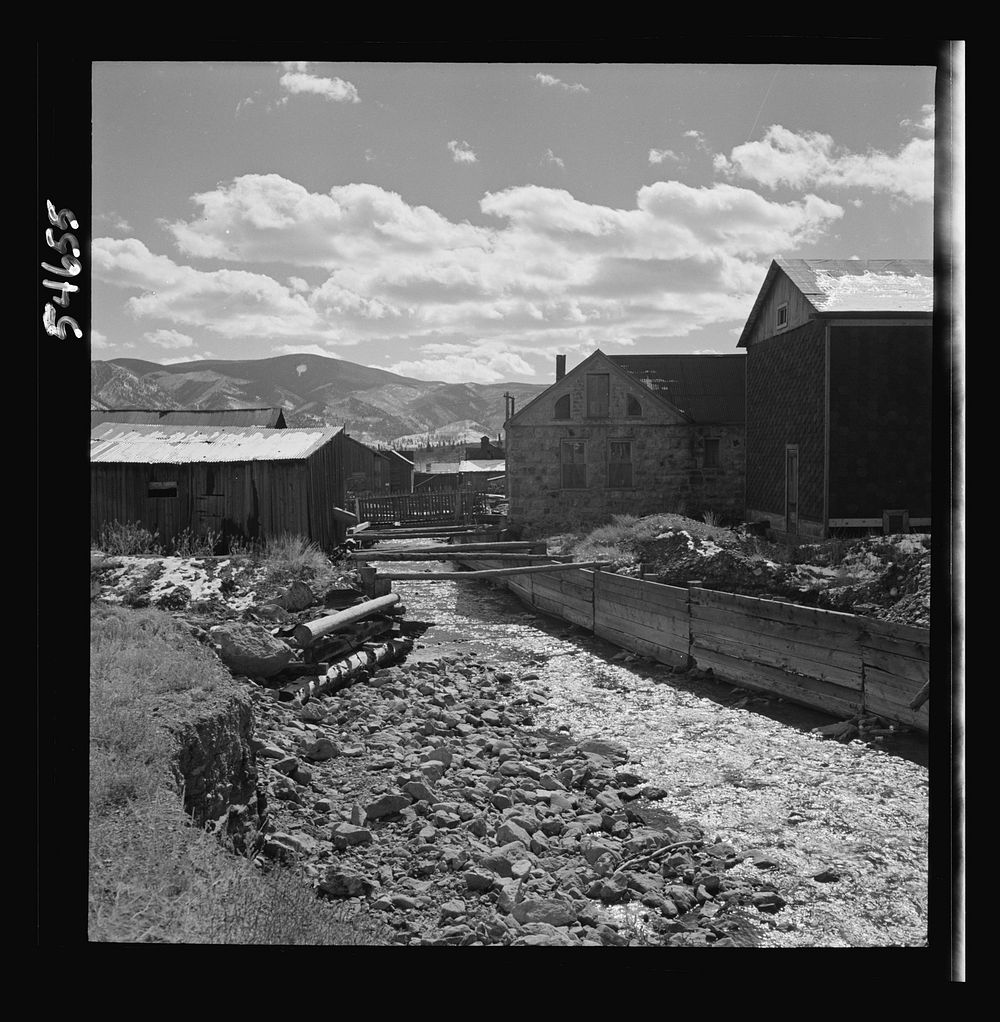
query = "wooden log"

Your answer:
(379, 561), (611, 581)
(279, 636), (414, 701)
(292, 593), (401, 647)
(347, 551), (558, 562)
